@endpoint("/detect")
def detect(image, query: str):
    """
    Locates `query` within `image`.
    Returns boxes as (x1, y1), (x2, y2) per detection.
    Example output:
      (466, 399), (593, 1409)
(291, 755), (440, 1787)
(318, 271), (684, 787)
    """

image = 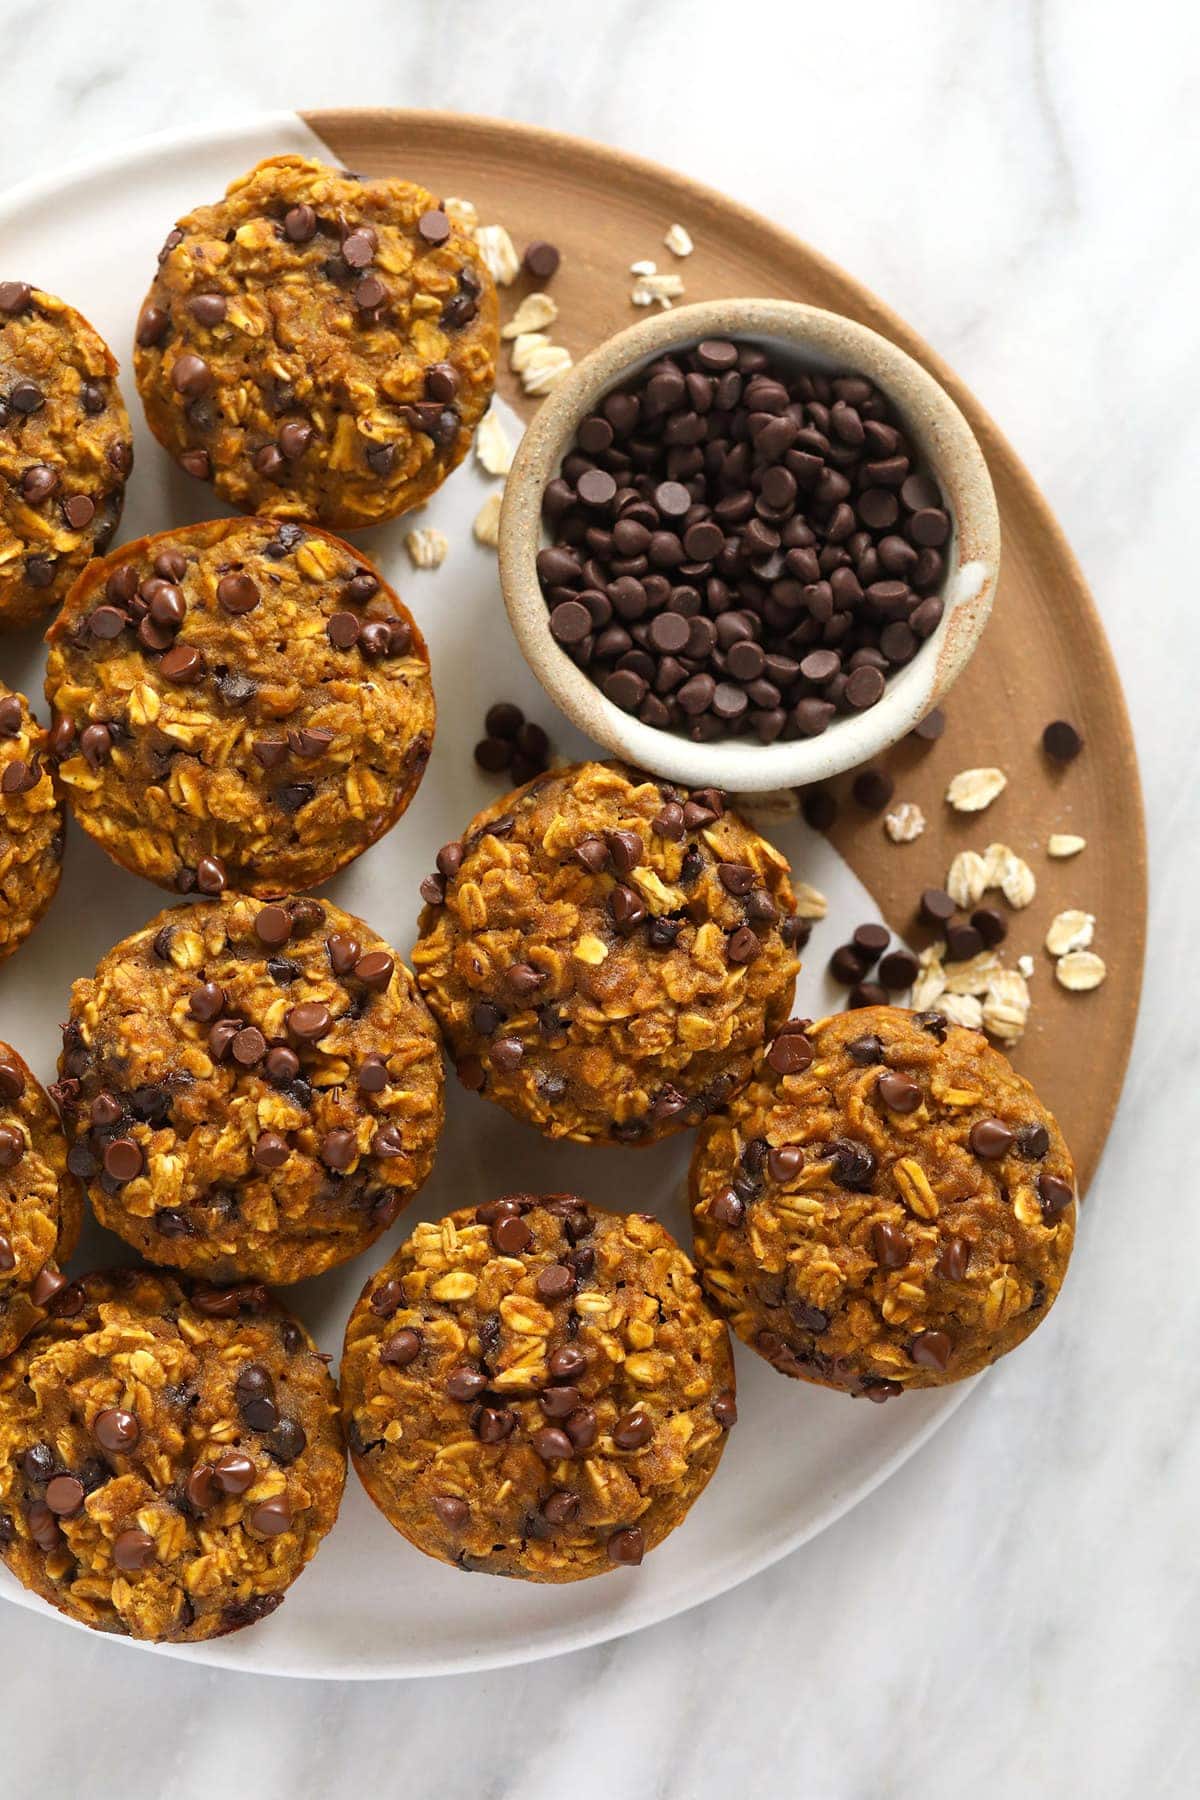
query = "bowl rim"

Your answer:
(498, 298), (1001, 793)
